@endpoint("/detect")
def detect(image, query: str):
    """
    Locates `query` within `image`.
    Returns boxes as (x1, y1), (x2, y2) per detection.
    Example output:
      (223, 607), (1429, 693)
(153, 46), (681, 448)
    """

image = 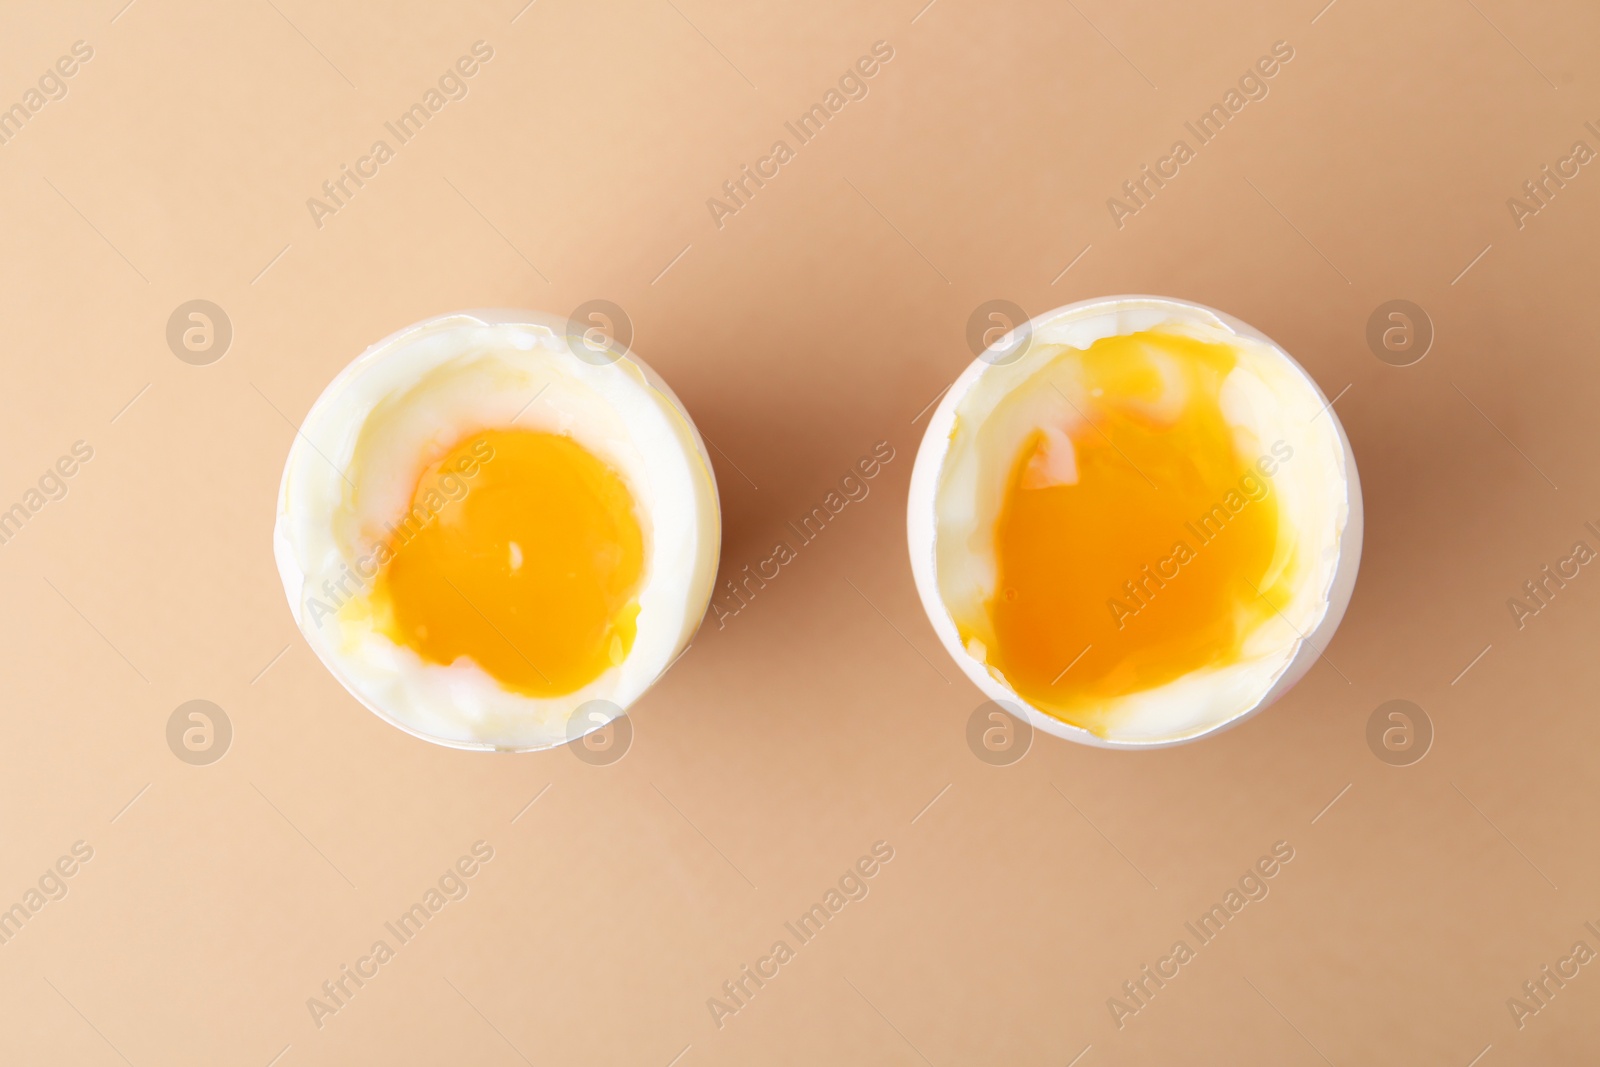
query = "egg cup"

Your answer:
(906, 295), (1363, 749)
(273, 309), (721, 752)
